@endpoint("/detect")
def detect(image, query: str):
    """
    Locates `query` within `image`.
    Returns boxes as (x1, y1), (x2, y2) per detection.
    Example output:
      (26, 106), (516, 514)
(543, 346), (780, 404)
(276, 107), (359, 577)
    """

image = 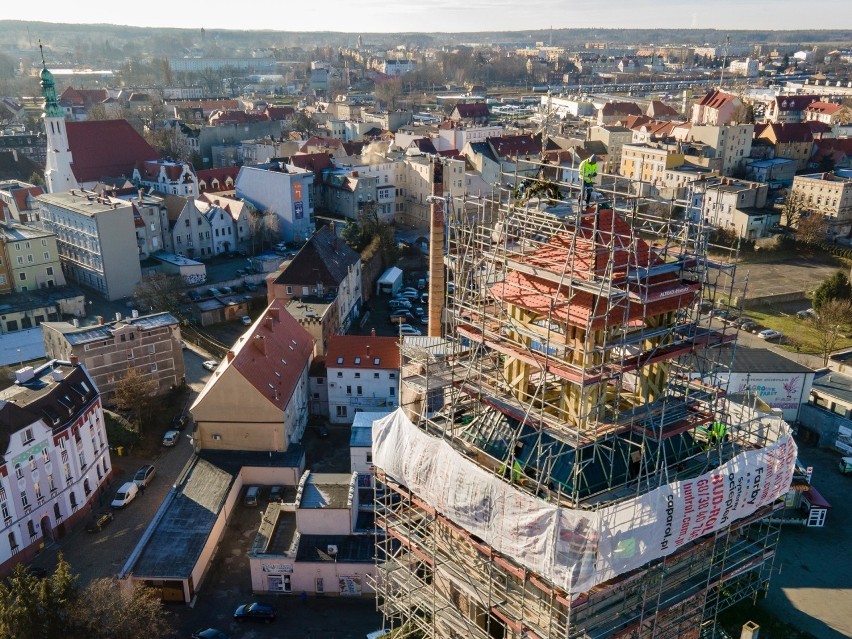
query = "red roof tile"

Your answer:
(232, 303), (314, 410)
(66, 119), (160, 183)
(326, 335), (400, 370)
(453, 102), (490, 118)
